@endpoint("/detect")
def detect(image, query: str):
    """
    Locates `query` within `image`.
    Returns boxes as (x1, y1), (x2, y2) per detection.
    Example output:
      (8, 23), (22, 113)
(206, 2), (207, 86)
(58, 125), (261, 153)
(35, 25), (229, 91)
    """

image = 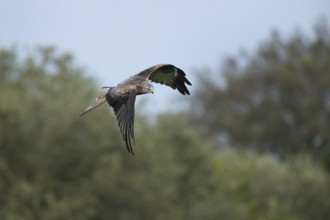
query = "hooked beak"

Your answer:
(150, 88), (154, 94)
